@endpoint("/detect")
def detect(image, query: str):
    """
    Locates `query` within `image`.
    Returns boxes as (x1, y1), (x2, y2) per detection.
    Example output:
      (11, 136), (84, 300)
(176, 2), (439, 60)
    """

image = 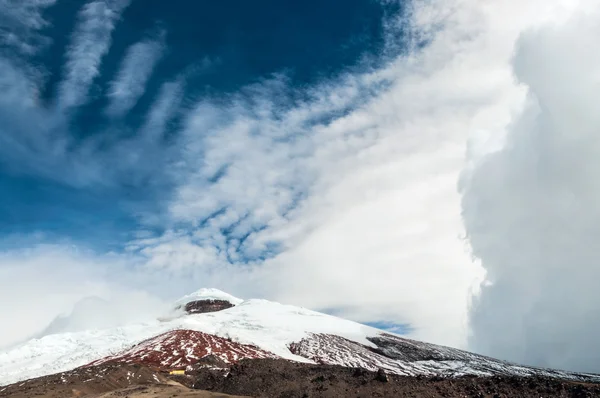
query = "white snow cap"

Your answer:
(174, 288), (244, 307)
